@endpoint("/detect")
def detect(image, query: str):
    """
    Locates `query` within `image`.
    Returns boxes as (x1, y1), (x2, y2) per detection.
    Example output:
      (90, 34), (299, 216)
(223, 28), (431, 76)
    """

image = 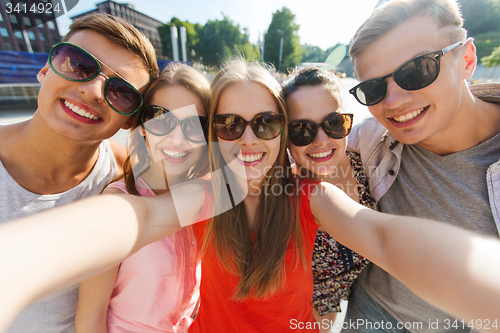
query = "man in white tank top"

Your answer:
(0, 13), (158, 333)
